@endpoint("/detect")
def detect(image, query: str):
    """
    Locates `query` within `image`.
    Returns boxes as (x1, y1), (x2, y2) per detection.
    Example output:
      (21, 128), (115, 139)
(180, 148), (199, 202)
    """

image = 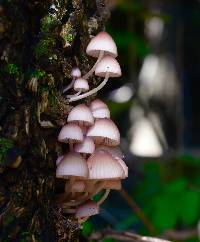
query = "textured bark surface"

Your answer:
(0, 1), (109, 241)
